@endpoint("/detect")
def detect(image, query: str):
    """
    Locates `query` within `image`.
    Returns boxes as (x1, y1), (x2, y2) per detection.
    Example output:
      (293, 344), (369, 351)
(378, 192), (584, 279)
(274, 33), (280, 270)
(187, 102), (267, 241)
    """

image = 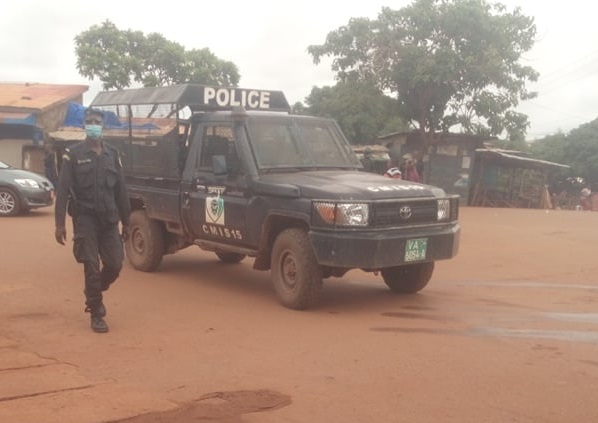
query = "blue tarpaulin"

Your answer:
(0, 112), (36, 126)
